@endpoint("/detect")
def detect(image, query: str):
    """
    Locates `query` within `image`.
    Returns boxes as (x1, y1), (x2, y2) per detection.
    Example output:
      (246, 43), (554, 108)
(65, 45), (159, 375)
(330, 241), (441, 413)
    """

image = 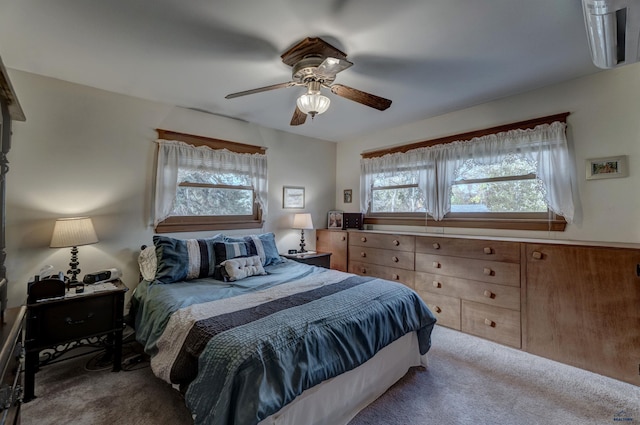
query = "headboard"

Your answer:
(0, 55), (26, 319)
